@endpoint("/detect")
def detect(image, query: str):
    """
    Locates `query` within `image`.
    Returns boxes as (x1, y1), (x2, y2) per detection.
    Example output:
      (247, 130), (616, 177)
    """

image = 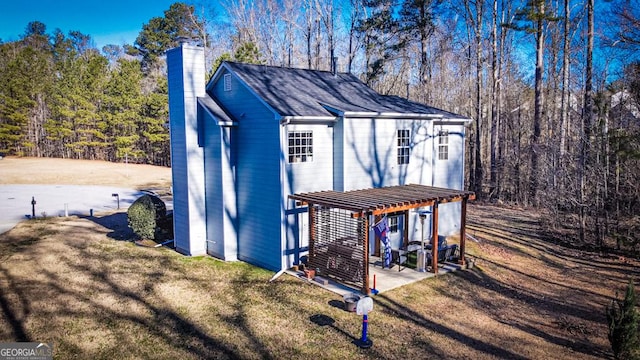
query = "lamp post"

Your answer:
(355, 296), (374, 348)
(417, 210), (431, 272)
(31, 196), (36, 219)
(112, 193), (120, 209)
